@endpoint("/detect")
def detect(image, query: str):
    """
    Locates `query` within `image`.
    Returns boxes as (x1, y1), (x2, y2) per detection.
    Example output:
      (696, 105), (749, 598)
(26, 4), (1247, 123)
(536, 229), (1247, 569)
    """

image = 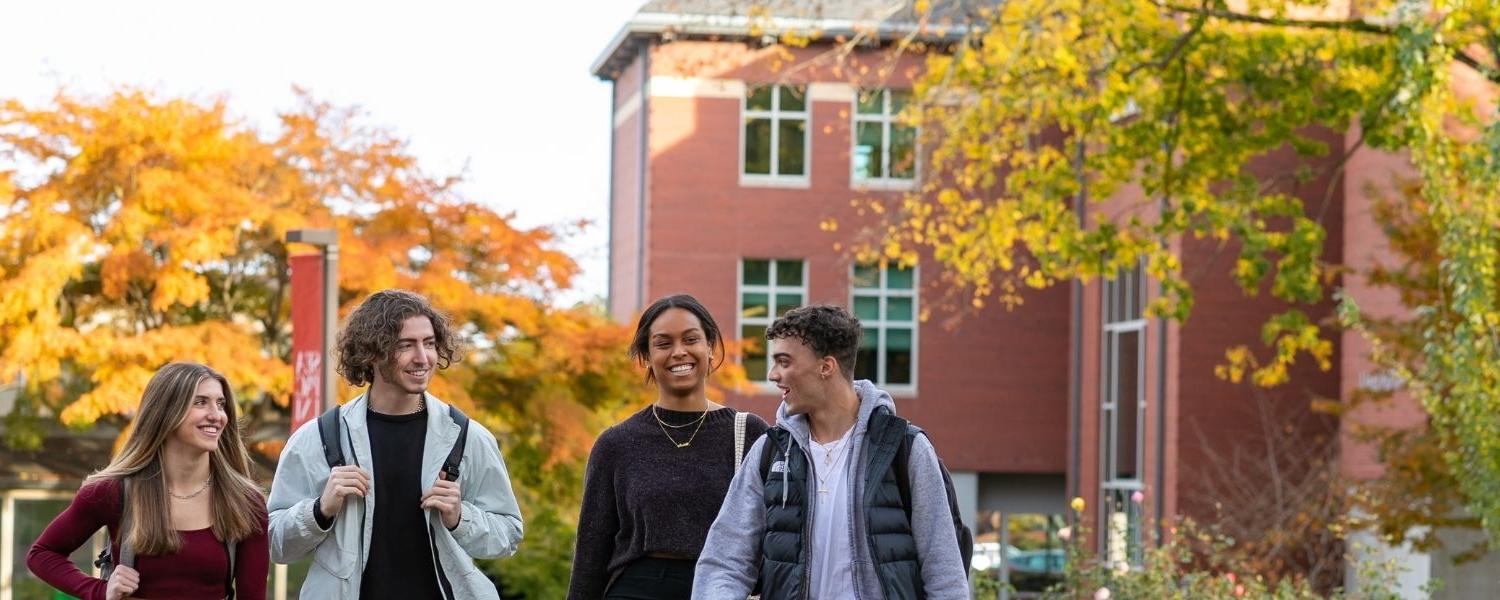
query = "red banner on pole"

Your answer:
(290, 254), (324, 434)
